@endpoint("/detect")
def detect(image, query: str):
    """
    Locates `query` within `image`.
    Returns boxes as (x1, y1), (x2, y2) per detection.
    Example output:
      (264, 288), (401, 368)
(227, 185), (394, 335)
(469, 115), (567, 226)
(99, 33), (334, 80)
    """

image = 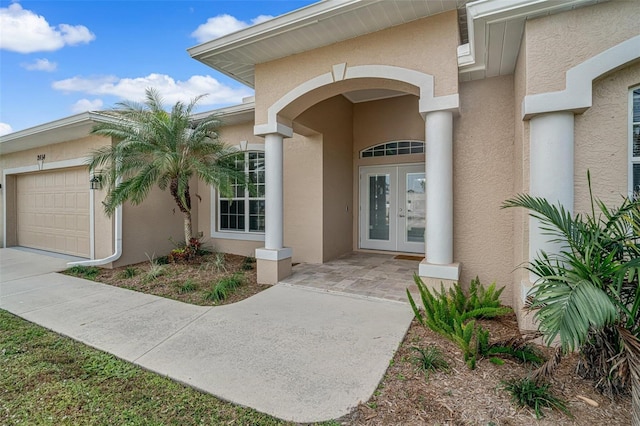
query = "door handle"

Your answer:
(398, 214), (405, 218)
